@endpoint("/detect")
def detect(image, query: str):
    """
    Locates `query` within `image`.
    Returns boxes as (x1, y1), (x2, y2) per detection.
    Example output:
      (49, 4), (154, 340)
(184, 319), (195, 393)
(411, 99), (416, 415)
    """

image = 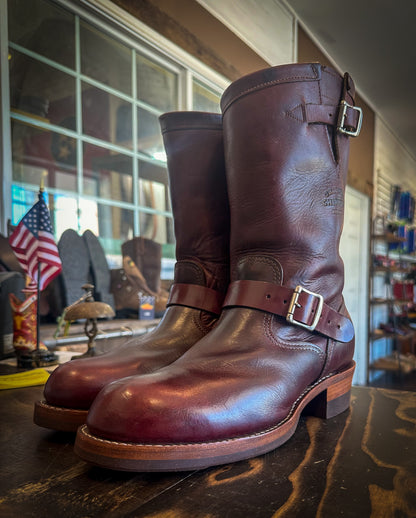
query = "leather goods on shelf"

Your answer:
(34, 111), (230, 432)
(75, 63), (360, 471)
(121, 237), (169, 315)
(111, 255), (167, 316)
